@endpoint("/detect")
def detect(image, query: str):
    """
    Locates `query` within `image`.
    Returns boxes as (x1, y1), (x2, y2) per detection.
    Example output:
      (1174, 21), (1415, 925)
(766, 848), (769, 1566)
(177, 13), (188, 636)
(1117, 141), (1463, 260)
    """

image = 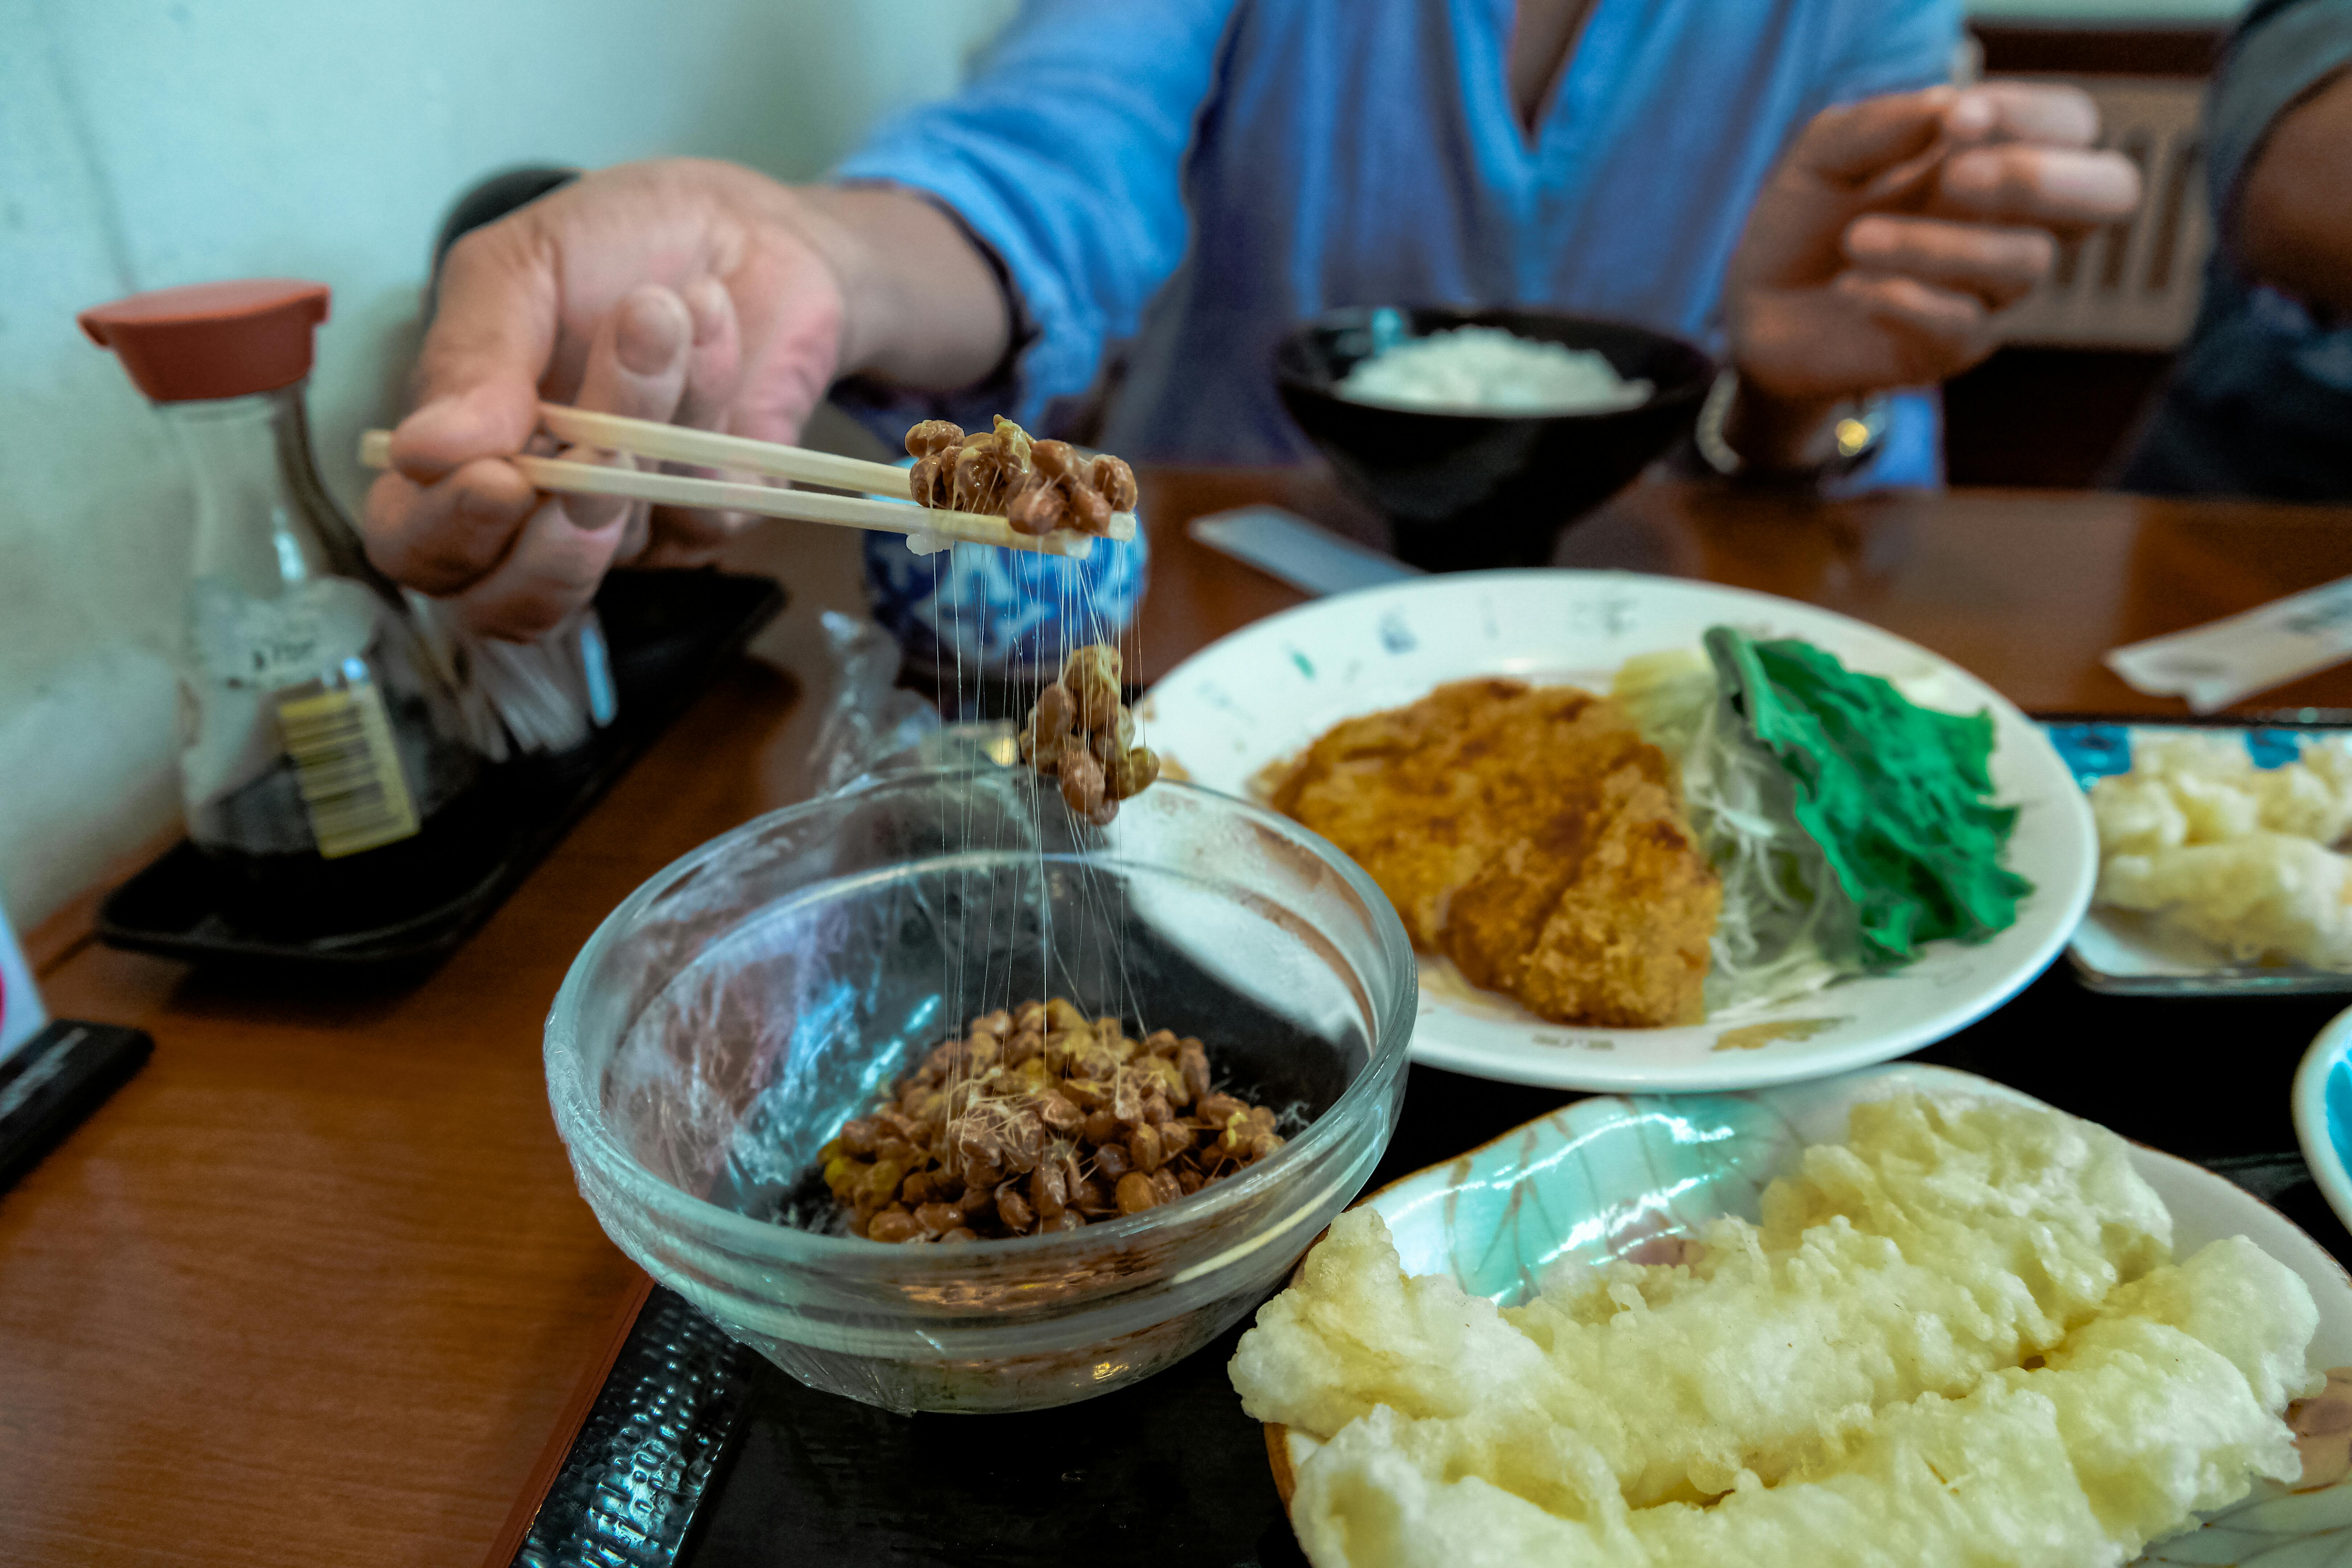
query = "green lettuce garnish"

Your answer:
(1613, 627), (2032, 1009)
(1705, 628), (2032, 970)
